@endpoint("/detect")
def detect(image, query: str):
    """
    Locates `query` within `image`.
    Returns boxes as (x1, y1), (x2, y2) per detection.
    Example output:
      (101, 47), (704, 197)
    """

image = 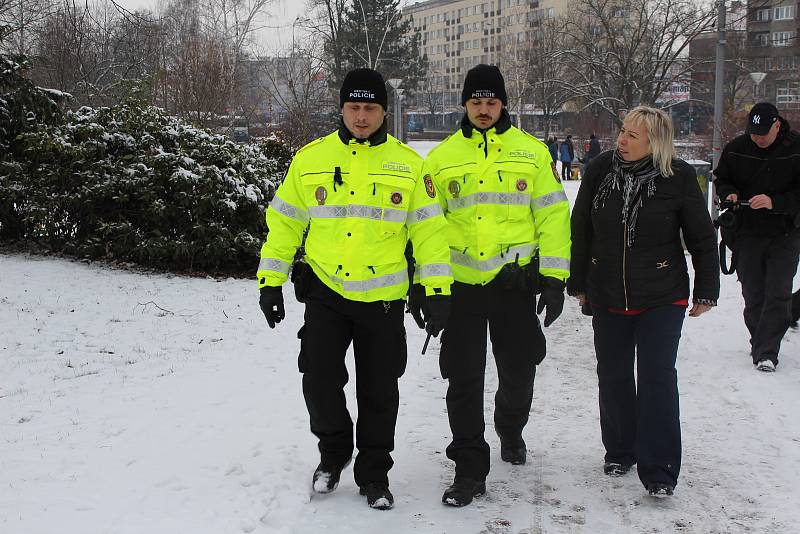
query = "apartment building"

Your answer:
(747, 0), (800, 112)
(402, 0), (568, 127)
